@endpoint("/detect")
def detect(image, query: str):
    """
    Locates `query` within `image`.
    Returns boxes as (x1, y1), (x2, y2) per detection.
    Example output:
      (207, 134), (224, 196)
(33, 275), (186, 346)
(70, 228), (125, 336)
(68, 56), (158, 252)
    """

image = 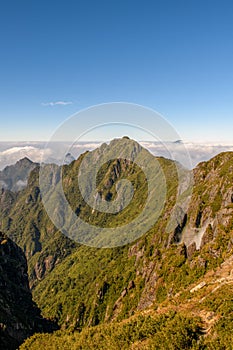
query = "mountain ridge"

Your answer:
(0, 138), (232, 349)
